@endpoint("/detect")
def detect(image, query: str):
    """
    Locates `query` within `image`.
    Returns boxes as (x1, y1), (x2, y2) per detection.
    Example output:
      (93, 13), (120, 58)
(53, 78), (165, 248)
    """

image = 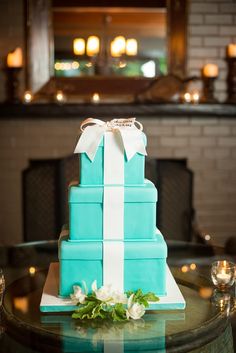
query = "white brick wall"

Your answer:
(188, 0), (236, 102)
(0, 117), (236, 247)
